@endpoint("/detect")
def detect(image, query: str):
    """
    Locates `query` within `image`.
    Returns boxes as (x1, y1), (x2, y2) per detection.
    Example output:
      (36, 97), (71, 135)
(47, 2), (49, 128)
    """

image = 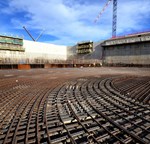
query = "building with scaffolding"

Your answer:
(0, 35), (67, 69)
